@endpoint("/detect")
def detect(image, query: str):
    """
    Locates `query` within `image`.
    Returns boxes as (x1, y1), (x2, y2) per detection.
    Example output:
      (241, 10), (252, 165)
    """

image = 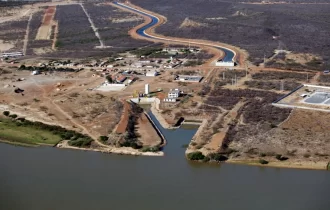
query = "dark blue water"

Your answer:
(114, 2), (235, 62)
(1, 110), (330, 210)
